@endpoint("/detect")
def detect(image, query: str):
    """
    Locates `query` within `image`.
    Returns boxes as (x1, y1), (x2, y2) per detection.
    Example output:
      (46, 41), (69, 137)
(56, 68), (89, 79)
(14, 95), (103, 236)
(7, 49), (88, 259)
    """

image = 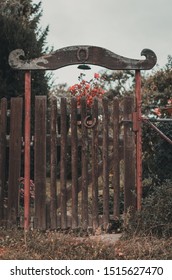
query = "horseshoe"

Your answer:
(83, 116), (97, 128)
